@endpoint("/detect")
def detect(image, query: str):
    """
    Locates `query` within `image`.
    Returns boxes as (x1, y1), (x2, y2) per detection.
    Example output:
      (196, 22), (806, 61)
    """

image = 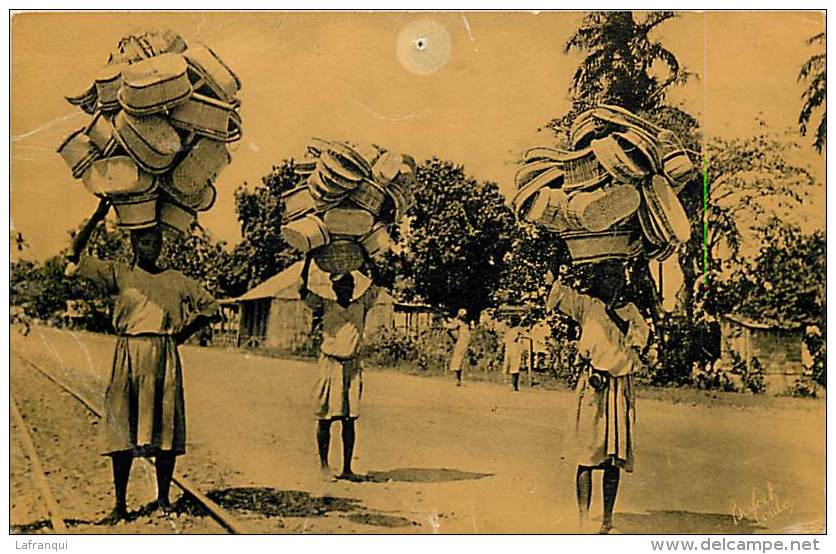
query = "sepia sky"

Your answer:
(11, 10), (826, 267)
